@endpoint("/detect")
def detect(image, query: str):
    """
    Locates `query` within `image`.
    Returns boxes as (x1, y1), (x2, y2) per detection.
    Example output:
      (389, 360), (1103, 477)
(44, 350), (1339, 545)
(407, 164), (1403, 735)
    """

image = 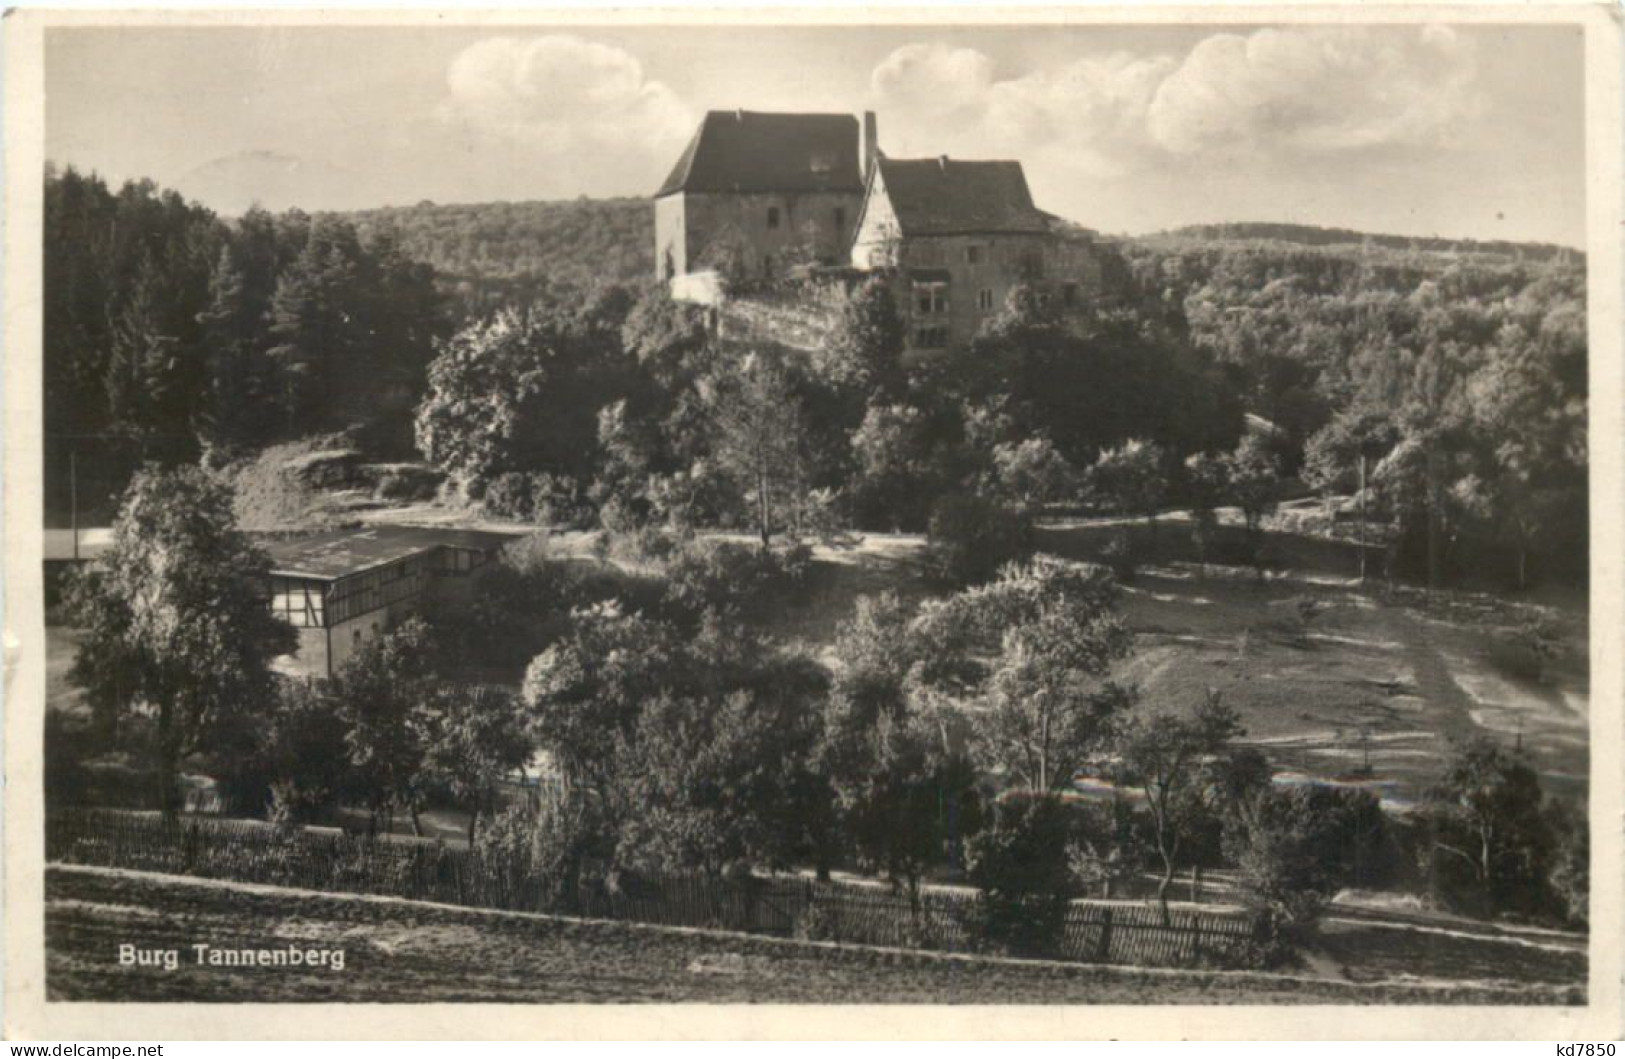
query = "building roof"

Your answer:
(656, 110), (864, 197)
(872, 156), (1050, 236)
(44, 527), (114, 563)
(265, 525), (519, 581)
